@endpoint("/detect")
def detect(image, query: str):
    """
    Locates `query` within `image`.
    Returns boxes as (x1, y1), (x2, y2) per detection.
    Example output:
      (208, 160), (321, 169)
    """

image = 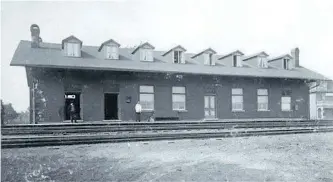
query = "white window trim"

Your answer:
(140, 49), (153, 62)
(281, 96), (292, 111)
(231, 88), (244, 111)
(173, 51), (183, 64)
(258, 57), (268, 68)
(257, 89), (269, 111)
(65, 42), (81, 57)
(106, 45), (119, 60)
(172, 86), (186, 111)
(139, 85), (154, 111)
(283, 59), (291, 70)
